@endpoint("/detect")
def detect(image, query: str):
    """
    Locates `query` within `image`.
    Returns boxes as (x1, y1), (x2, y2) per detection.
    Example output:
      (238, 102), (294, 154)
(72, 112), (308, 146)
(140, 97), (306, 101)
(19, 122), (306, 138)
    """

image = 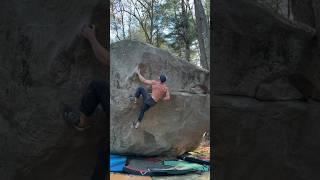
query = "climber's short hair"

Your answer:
(160, 74), (166, 83)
